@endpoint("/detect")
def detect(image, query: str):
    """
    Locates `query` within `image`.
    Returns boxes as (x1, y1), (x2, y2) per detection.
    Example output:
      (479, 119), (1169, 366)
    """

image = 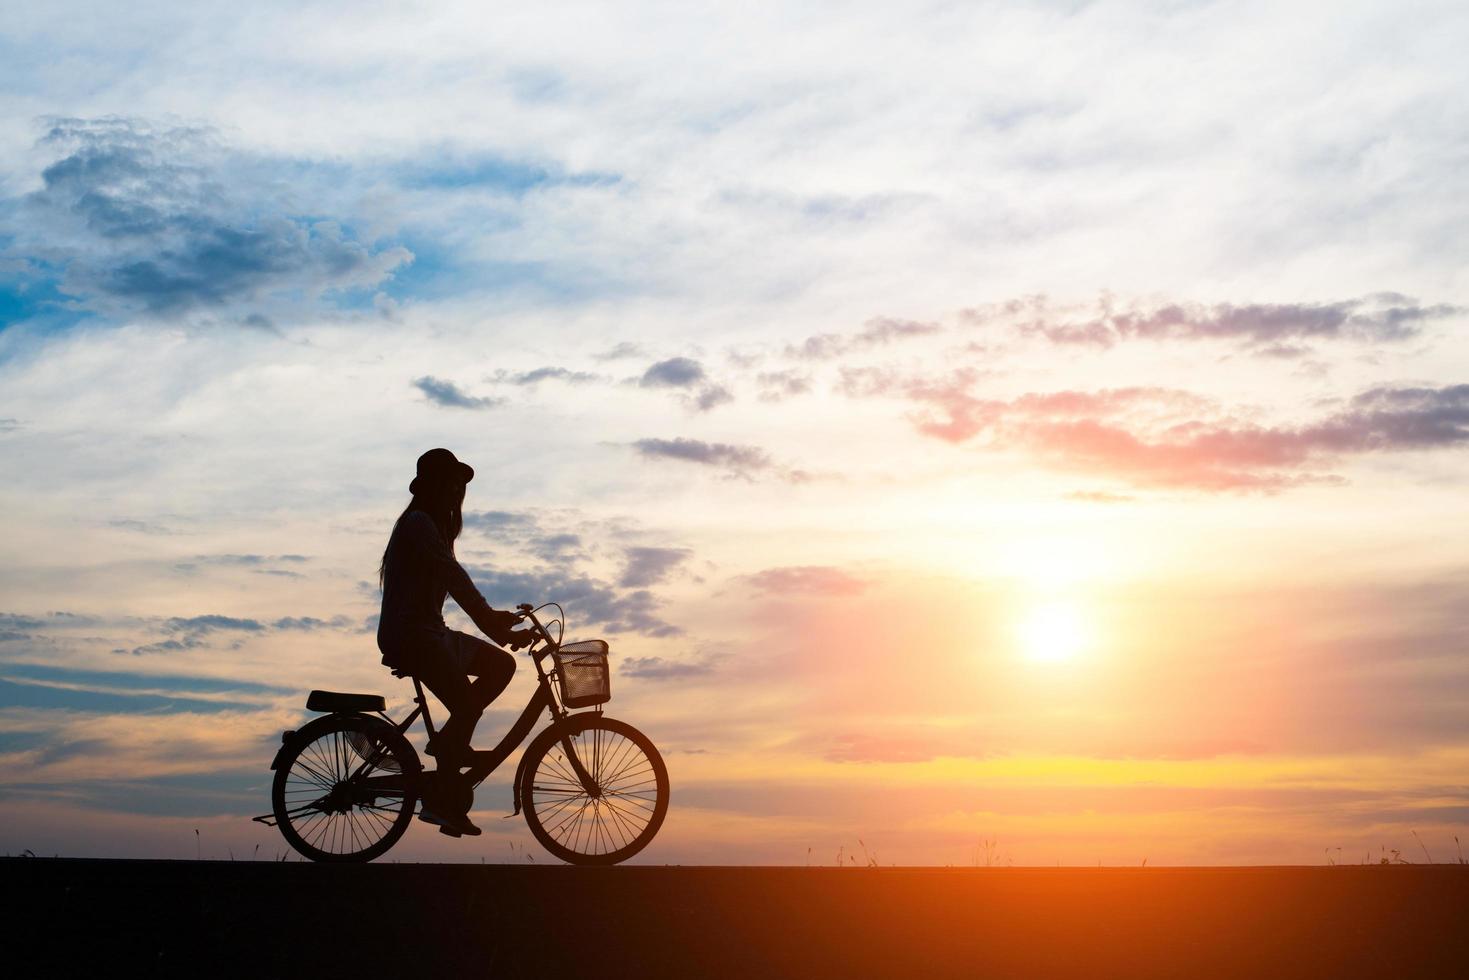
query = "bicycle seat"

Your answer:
(306, 690), (386, 713)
